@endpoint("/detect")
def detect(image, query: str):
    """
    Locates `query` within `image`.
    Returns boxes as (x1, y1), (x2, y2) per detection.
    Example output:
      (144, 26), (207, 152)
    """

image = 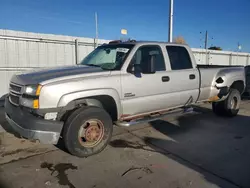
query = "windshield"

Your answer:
(80, 44), (134, 70)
